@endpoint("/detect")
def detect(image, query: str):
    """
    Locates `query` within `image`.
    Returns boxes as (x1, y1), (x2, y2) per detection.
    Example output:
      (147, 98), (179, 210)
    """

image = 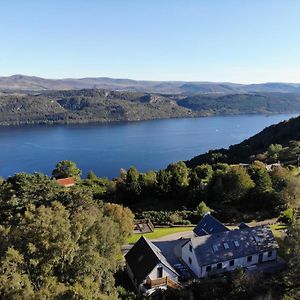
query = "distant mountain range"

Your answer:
(2, 75), (300, 94)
